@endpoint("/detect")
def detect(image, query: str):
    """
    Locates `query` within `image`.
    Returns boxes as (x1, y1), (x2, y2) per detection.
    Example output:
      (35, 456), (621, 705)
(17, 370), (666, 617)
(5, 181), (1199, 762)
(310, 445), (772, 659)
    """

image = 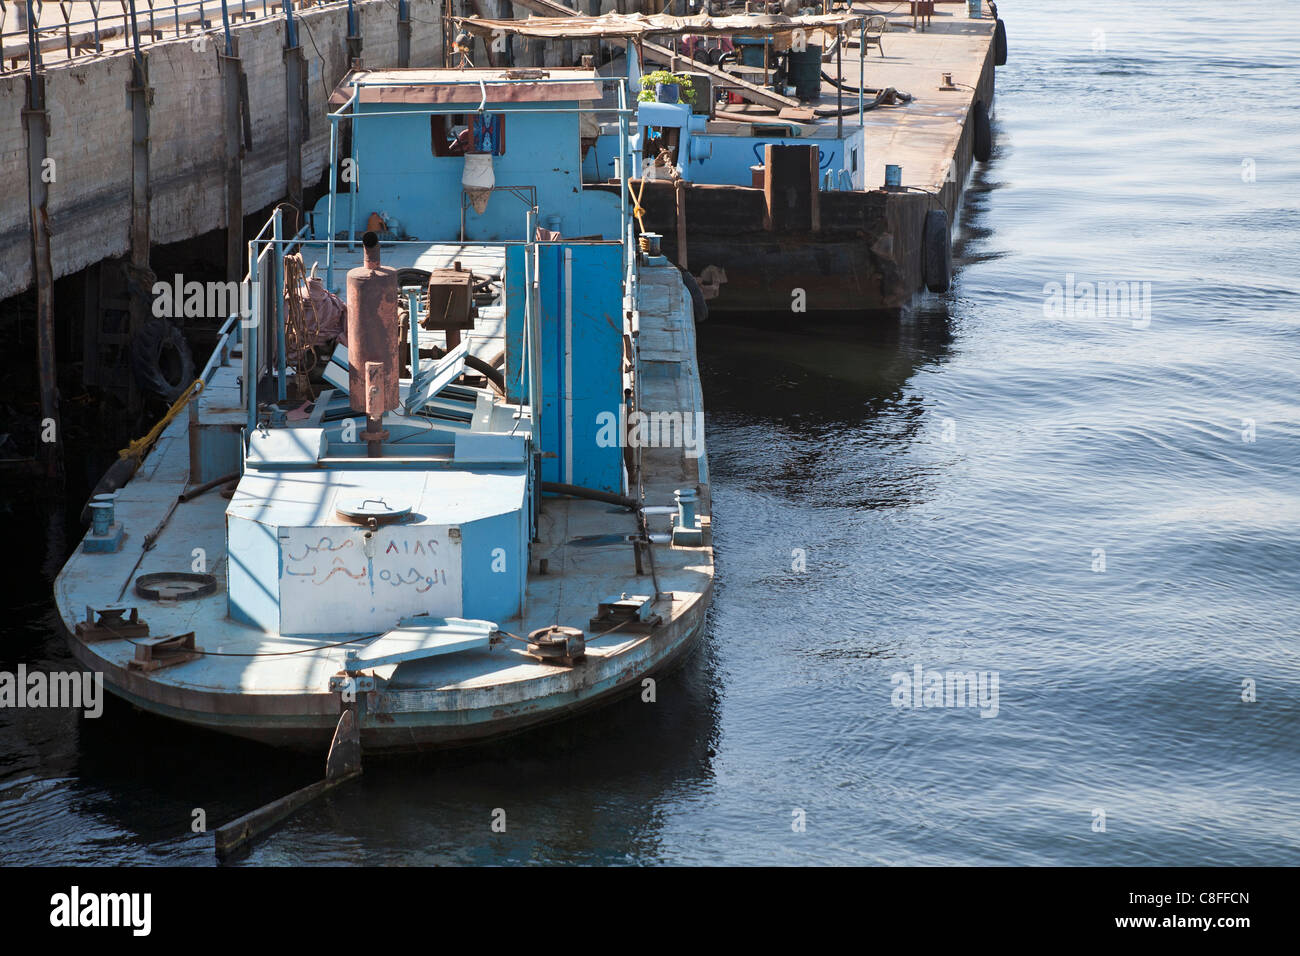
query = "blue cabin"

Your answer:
(313, 69), (626, 243)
